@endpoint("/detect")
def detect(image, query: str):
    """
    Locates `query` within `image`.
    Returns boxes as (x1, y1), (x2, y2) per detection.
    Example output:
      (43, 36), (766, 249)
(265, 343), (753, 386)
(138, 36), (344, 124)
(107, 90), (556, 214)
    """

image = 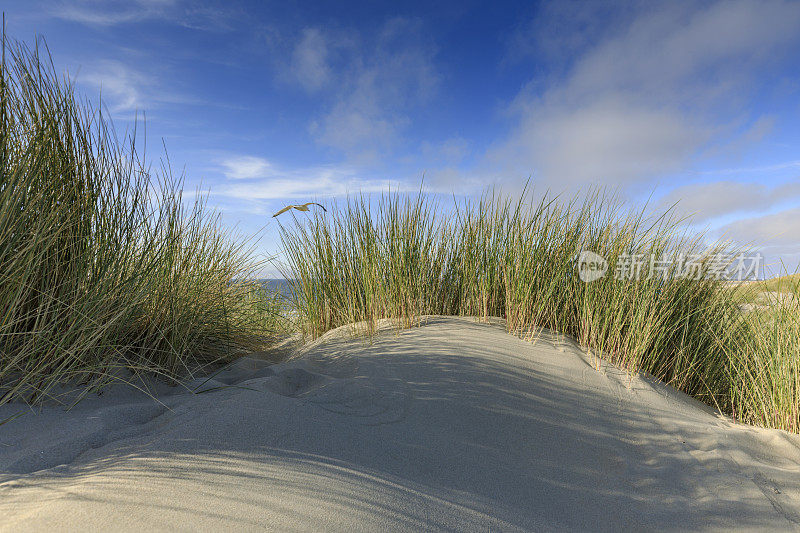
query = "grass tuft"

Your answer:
(0, 36), (281, 405)
(278, 188), (799, 433)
